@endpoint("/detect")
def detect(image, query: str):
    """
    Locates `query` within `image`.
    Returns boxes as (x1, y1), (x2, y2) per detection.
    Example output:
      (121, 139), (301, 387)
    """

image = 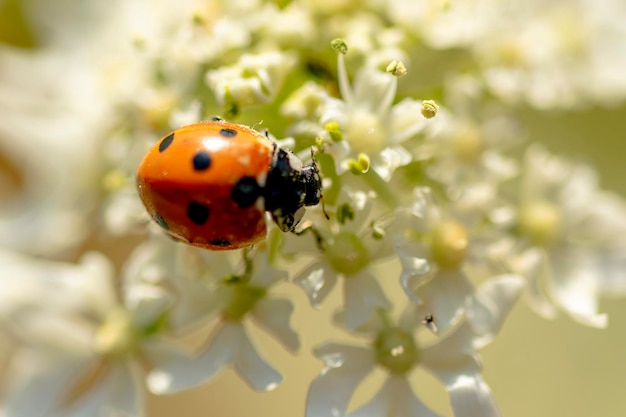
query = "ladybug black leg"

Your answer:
(293, 221), (325, 252)
(241, 246), (255, 279)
